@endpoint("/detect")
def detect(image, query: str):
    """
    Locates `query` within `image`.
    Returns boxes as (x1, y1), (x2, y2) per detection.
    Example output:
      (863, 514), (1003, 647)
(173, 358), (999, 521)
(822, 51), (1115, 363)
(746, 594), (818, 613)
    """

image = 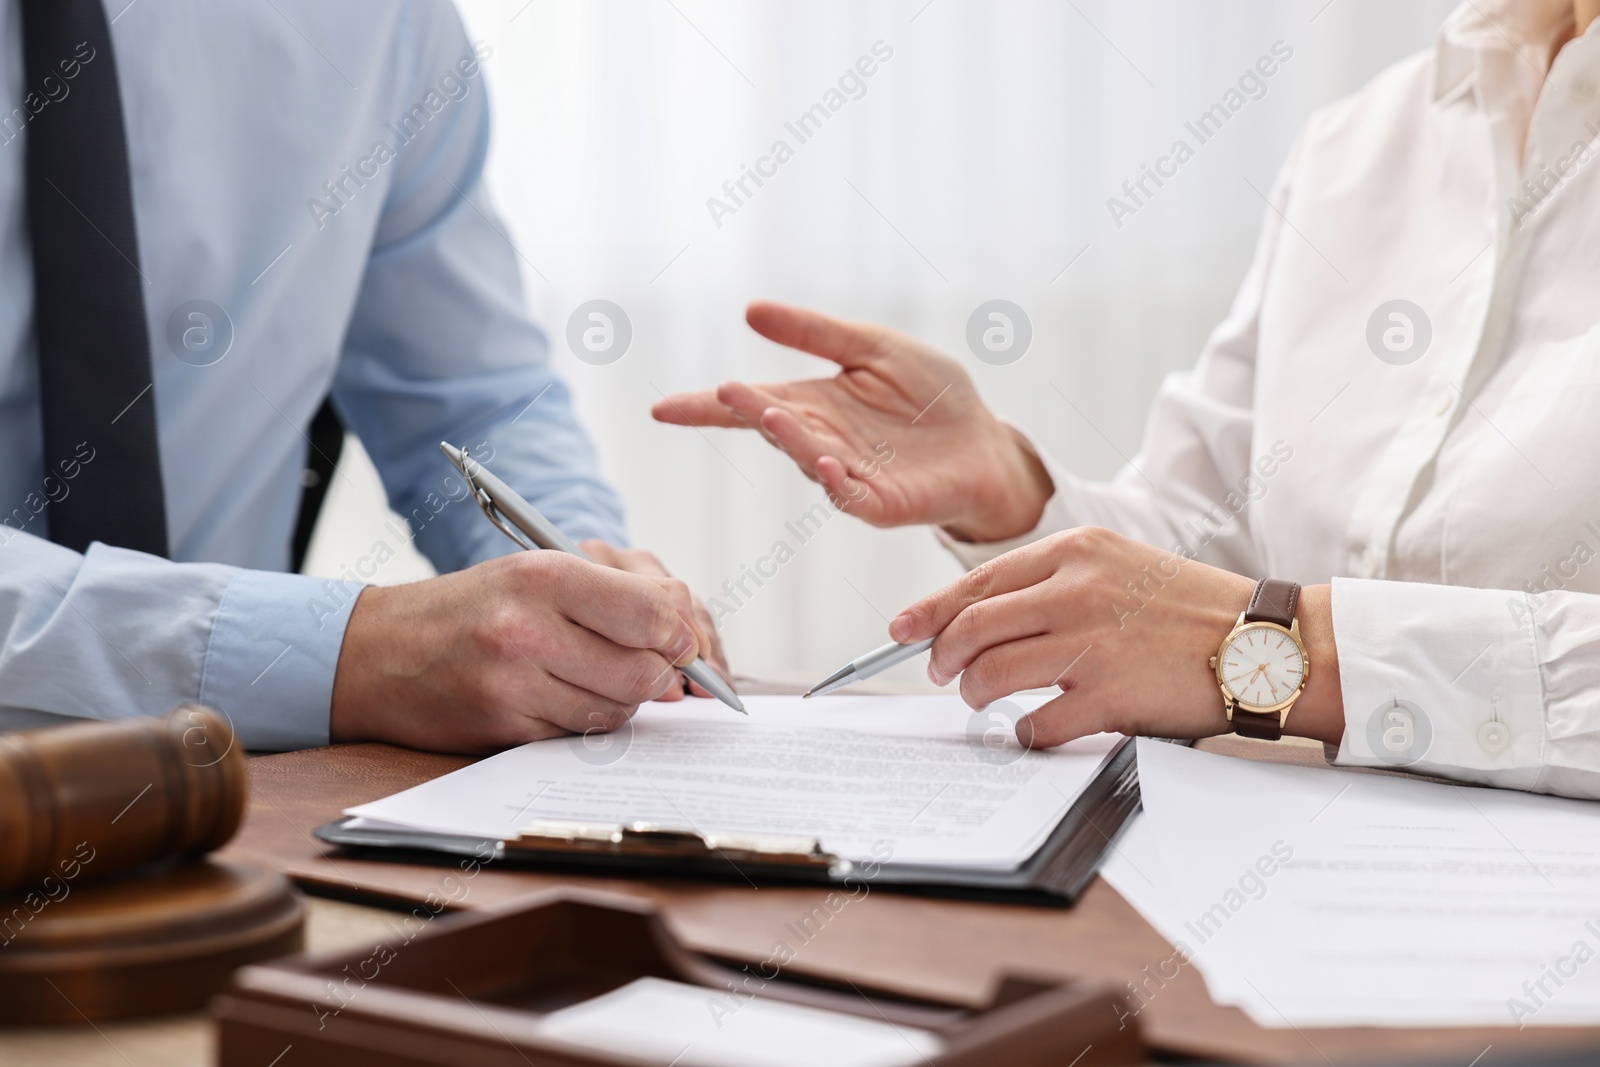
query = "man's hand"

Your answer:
(651, 301), (1054, 543)
(329, 552), (707, 754)
(885, 527), (1345, 748)
(579, 539), (730, 699)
